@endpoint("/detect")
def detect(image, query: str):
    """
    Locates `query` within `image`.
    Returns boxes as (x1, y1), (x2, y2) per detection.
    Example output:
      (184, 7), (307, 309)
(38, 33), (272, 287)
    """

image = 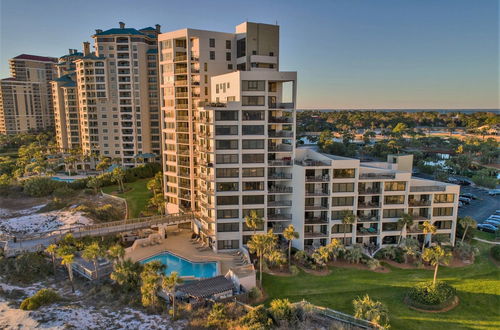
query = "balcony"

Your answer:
(305, 175), (330, 182)
(269, 117), (293, 123)
(304, 231), (329, 238)
(409, 200), (431, 207)
(268, 130), (293, 138)
(199, 172), (214, 181)
(174, 80), (188, 86)
(294, 159), (331, 167)
(267, 200), (292, 207)
(357, 202), (380, 209)
(268, 173), (292, 180)
(358, 215), (380, 222)
(410, 185), (446, 192)
(359, 173), (396, 180)
(175, 68), (188, 74)
(174, 55), (187, 62)
(268, 160), (292, 166)
(269, 186), (293, 194)
(357, 227), (379, 236)
(269, 102), (294, 109)
(305, 190), (330, 196)
(358, 188), (381, 195)
(305, 204), (329, 210)
(175, 92), (188, 98)
(267, 214), (292, 221)
(268, 144), (292, 152)
(305, 217), (328, 224)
